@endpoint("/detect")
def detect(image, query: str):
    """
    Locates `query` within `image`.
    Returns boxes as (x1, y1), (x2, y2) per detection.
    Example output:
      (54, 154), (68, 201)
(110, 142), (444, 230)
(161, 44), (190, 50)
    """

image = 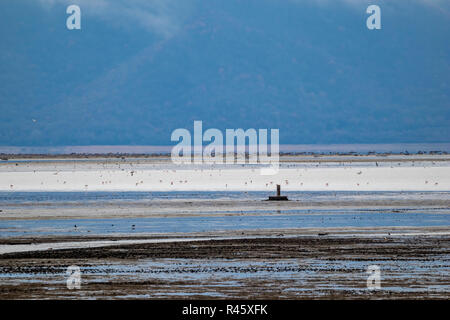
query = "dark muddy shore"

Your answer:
(1, 235), (448, 299)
